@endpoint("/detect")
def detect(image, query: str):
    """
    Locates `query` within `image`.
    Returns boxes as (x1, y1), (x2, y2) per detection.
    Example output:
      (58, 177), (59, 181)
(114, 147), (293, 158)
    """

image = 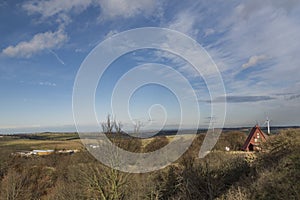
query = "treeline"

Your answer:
(0, 129), (299, 199)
